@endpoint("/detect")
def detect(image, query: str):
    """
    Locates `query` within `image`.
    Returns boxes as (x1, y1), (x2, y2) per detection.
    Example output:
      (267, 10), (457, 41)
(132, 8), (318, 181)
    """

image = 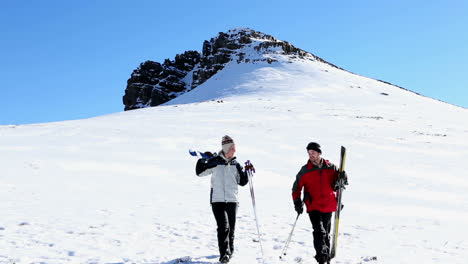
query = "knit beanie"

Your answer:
(306, 142), (322, 154)
(222, 135), (234, 154)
